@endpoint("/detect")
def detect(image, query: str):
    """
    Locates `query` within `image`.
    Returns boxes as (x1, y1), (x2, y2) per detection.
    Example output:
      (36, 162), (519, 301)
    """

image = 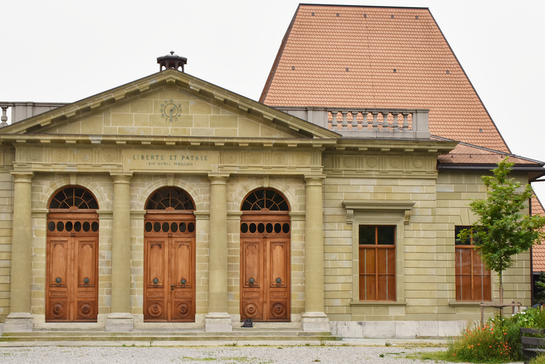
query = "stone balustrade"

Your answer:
(0, 102), (67, 127)
(275, 107), (430, 140)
